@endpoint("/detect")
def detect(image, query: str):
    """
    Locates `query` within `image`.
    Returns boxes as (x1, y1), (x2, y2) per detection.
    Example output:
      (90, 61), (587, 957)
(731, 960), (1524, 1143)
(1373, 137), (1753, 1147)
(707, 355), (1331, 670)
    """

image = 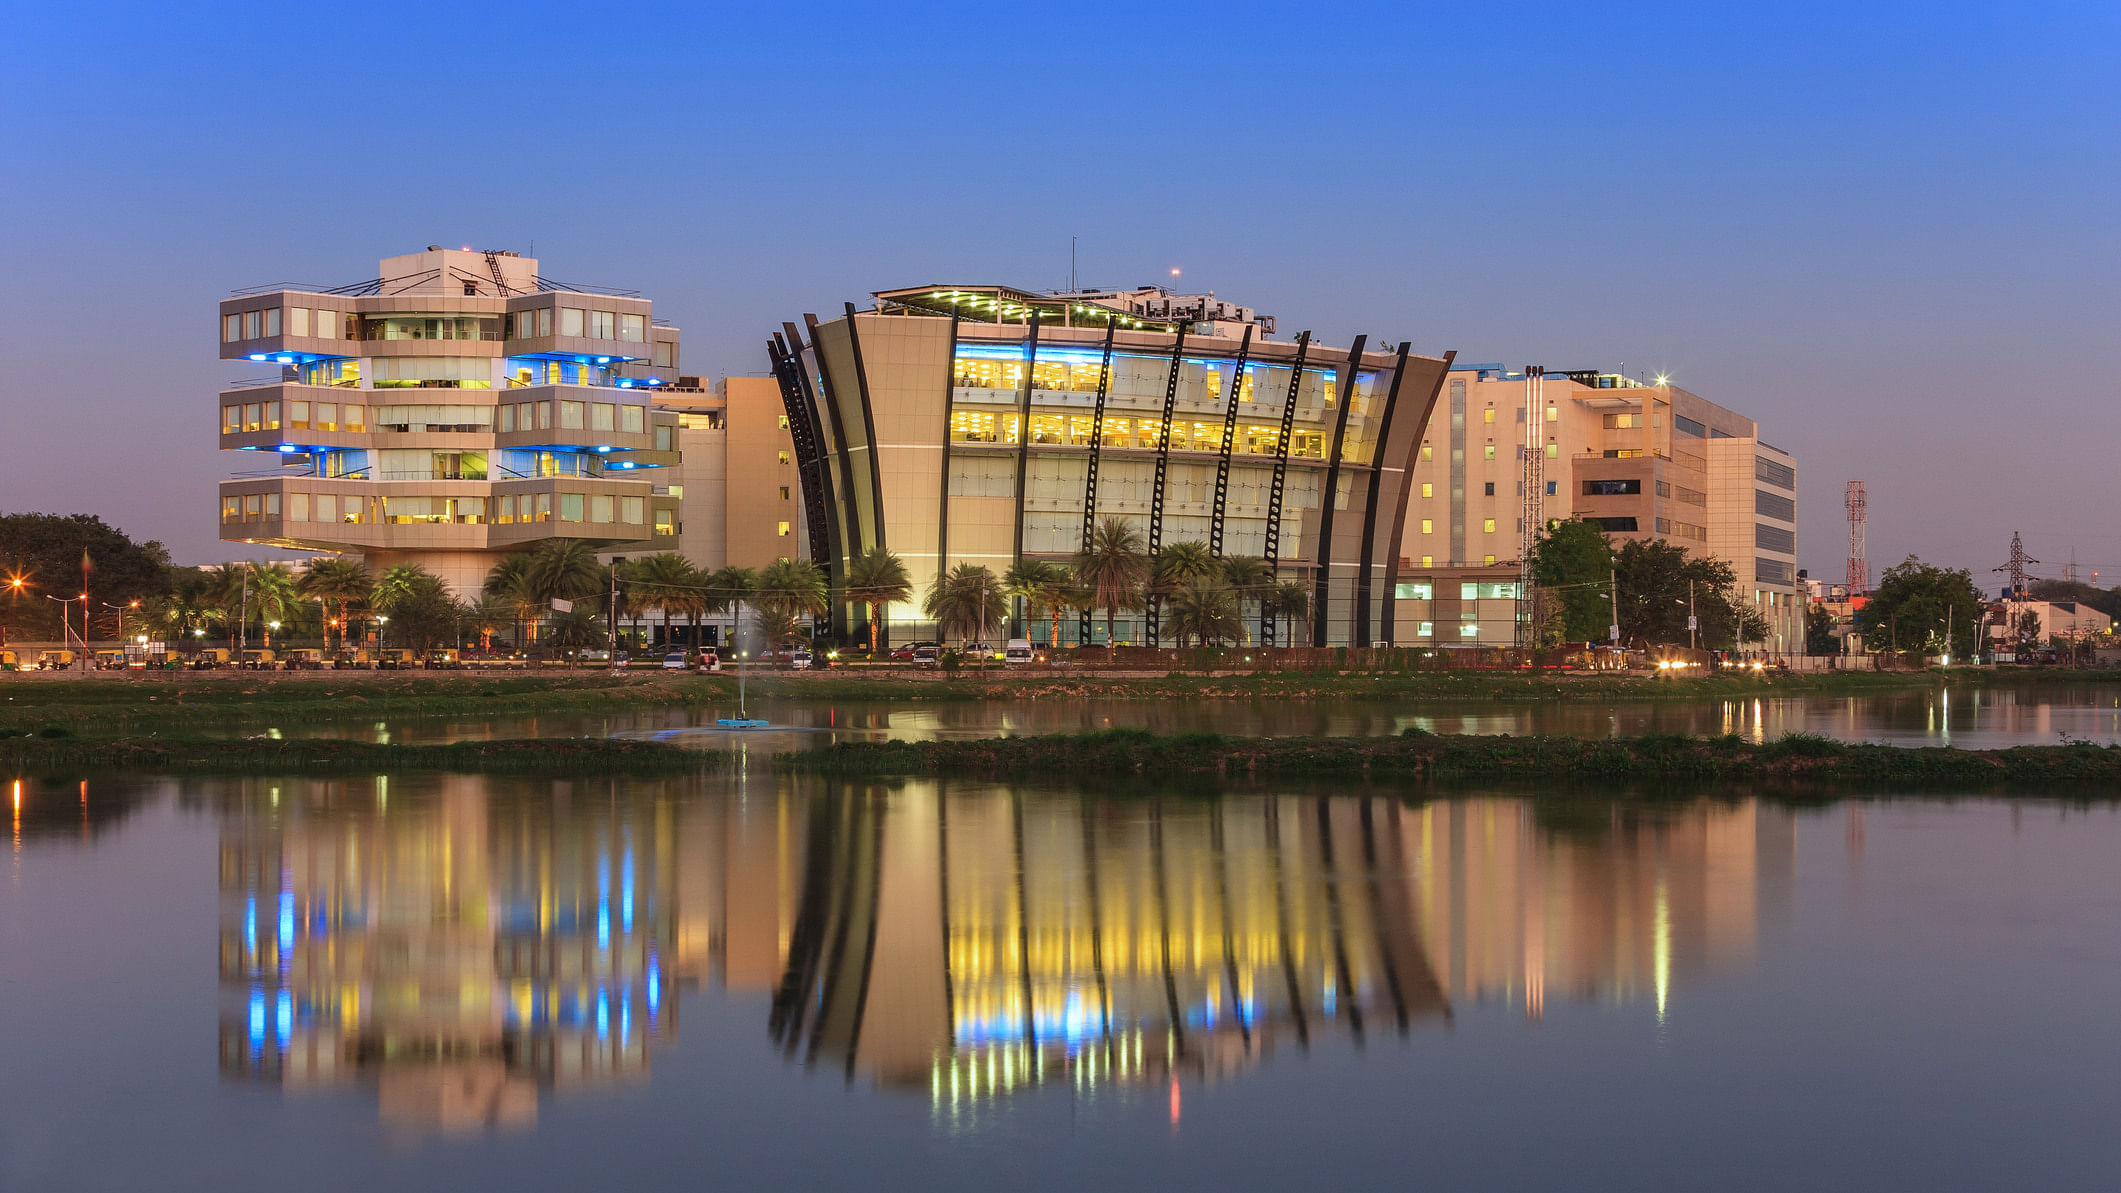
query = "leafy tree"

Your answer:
(543, 606), (604, 665)
(464, 595), (518, 652)
(1804, 602), (1839, 655)
(843, 547), (912, 654)
(2013, 608), (2042, 651)
(1004, 558), (1073, 647)
(0, 512), (172, 641)
(368, 564), (458, 652)
(1855, 556), (1984, 659)
(1075, 518), (1147, 646)
(1528, 519), (1615, 643)
(1612, 538), (1764, 650)
(483, 554), (544, 645)
(1166, 580), (1242, 647)
(923, 563), (1005, 645)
